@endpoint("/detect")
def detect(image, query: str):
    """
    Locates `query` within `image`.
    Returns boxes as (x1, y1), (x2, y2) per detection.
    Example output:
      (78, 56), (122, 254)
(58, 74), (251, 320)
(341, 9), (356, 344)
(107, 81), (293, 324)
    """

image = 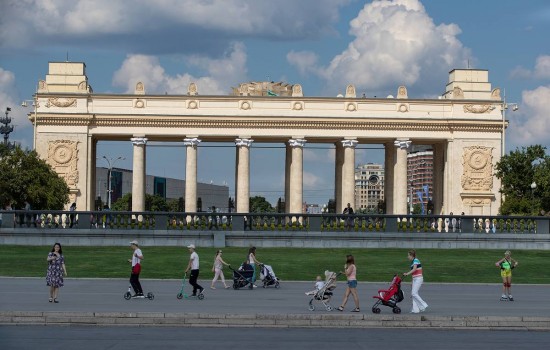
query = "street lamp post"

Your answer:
(102, 156), (125, 209)
(0, 107), (14, 148)
(531, 181), (537, 215)
(21, 94), (39, 150)
(501, 91), (519, 157)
